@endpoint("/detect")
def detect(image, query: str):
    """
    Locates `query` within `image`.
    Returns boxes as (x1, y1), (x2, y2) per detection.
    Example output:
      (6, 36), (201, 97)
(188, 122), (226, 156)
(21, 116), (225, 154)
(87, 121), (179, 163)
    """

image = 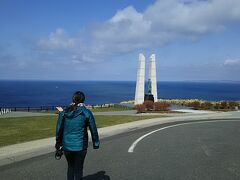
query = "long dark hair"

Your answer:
(65, 91), (85, 112)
